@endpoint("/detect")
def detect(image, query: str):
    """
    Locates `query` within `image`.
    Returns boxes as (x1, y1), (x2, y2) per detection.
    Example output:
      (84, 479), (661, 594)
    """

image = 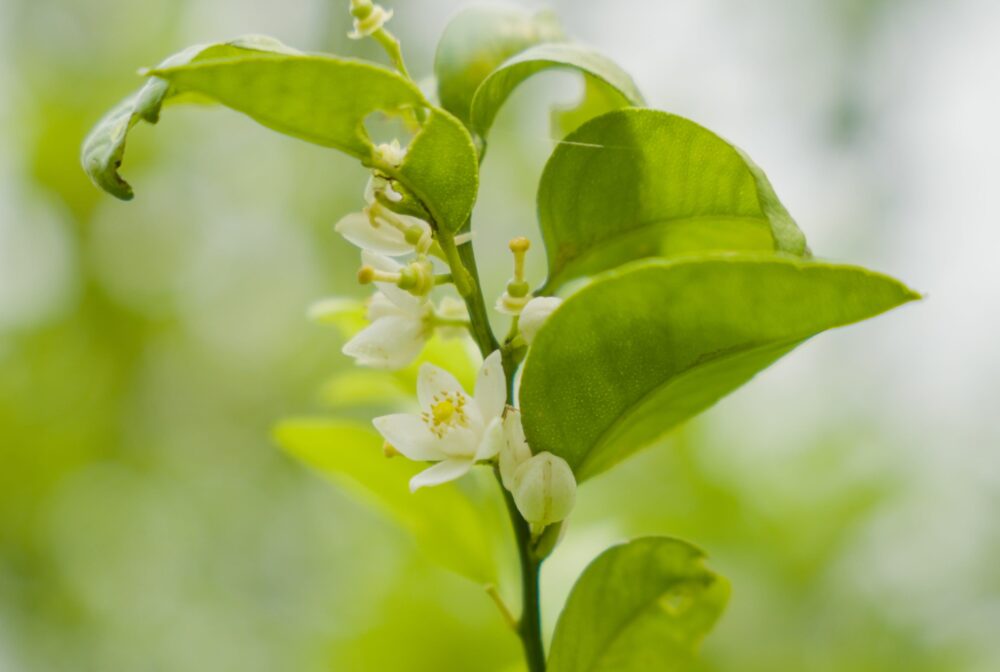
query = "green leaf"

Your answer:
(395, 107), (480, 234)
(81, 35), (299, 200)
(469, 42), (645, 141)
(274, 419), (497, 583)
(434, 5), (564, 125)
(537, 109), (809, 291)
(150, 55), (478, 233)
(547, 536), (730, 672)
(520, 255), (920, 480)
